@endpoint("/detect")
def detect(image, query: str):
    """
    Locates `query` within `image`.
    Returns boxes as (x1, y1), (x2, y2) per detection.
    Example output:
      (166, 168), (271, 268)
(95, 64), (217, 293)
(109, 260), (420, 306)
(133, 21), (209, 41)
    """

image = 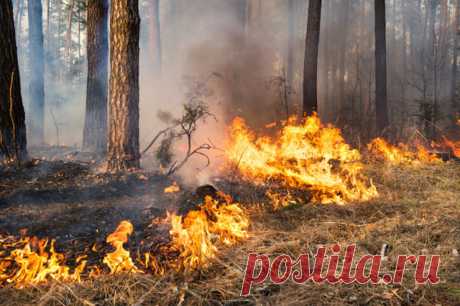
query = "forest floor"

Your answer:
(0, 146), (459, 305)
